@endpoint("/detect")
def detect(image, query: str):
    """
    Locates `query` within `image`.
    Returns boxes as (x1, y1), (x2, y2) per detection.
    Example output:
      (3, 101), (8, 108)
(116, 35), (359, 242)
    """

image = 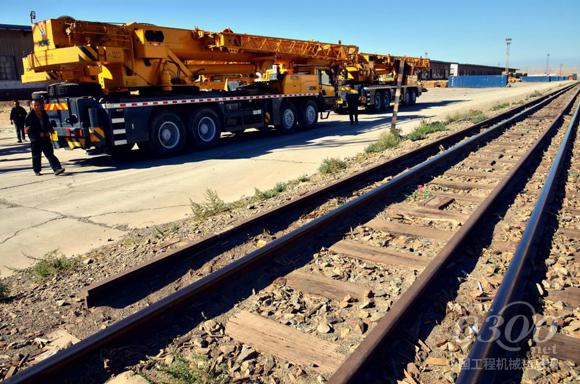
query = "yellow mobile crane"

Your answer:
(22, 17), (357, 156)
(336, 53), (430, 113)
